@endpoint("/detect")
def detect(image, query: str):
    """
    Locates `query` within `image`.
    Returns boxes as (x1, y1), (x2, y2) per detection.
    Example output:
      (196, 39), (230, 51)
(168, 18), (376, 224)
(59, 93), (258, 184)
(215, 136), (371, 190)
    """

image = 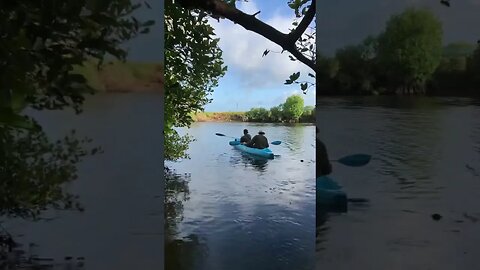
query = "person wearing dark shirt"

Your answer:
(246, 130), (269, 149)
(240, 129), (251, 144)
(316, 127), (332, 176)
